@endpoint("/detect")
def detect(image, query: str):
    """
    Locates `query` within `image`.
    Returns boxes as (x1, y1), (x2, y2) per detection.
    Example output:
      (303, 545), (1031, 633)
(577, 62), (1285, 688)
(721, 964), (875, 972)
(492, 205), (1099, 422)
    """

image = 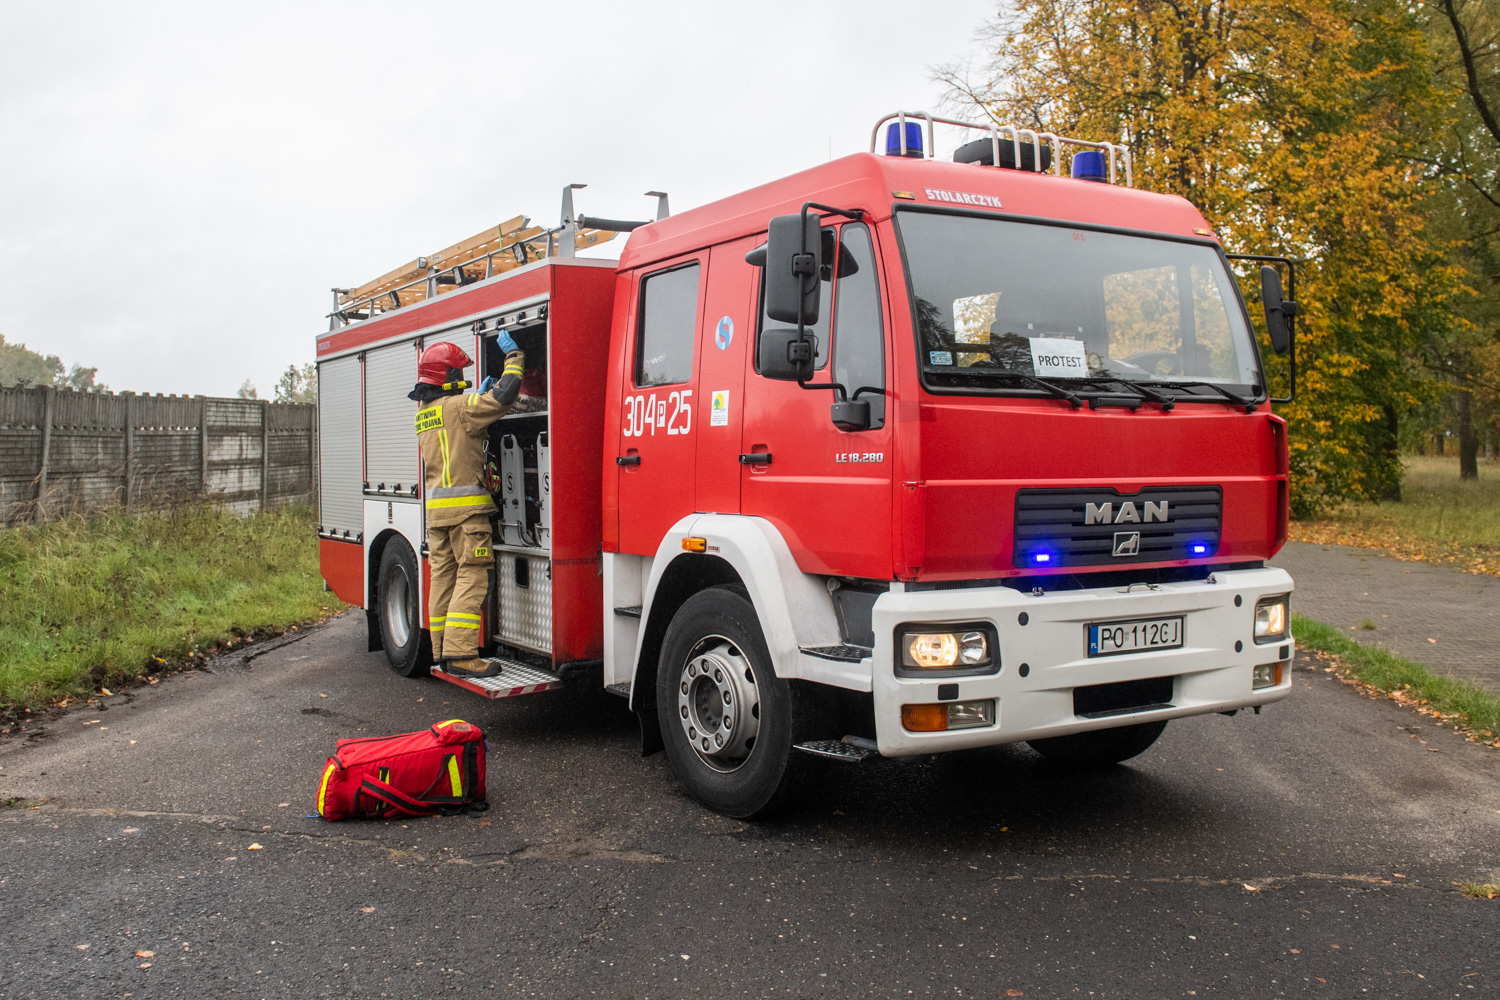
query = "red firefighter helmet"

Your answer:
(416, 342), (472, 386)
